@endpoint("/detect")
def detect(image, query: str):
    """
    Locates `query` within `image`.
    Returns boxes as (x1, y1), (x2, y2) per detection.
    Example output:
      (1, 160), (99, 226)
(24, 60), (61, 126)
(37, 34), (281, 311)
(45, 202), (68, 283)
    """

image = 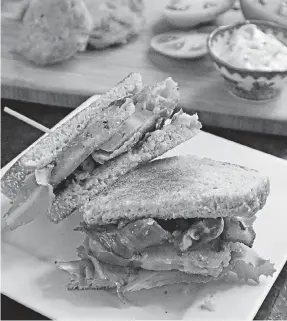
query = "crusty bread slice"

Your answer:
(83, 155), (270, 226)
(1, 73), (143, 200)
(47, 112), (201, 223)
